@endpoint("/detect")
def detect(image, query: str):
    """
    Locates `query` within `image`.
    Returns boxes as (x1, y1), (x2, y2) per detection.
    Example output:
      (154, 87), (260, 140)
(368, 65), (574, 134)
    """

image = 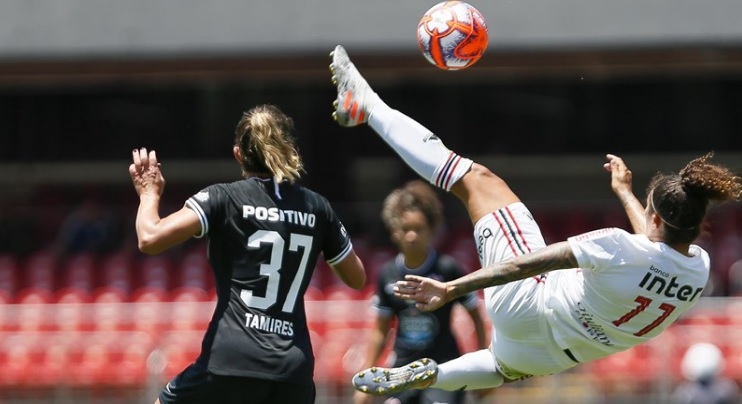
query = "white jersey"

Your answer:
(474, 204), (710, 378)
(545, 227), (710, 362)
